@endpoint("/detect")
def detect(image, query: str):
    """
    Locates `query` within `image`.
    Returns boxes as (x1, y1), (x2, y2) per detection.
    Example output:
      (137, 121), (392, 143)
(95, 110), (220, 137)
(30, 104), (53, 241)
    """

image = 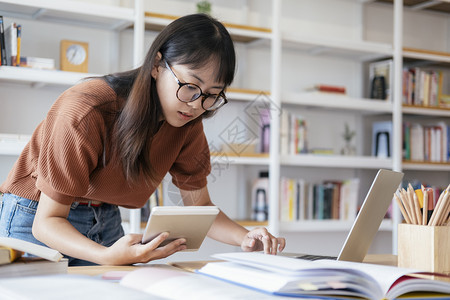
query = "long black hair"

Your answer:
(104, 14), (236, 183)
